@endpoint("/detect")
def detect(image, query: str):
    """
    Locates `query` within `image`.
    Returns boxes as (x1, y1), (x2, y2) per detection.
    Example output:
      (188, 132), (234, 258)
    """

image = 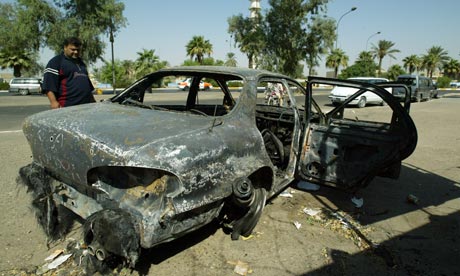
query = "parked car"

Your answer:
(329, 77), (390, 108)
(8, 77), (42, 95)
(393, 75), (438, 102)
(18, 66), (417, 270)
(450, 82), (460, 88)
(177, 77), (213, 91)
